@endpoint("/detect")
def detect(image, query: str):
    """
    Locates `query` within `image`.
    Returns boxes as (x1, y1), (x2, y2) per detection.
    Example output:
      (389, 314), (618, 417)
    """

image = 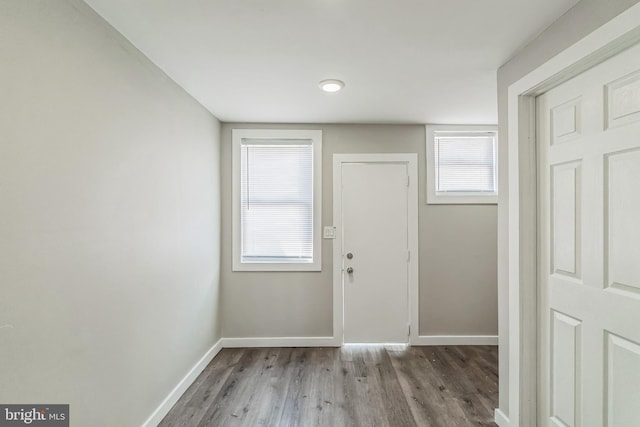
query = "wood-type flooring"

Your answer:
(159, 345), (498, 427)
